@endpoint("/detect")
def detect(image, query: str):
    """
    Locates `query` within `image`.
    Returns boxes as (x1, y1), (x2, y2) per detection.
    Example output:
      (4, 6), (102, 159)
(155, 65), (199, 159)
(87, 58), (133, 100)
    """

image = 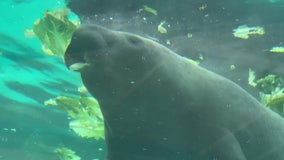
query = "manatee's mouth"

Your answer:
(64, 52), (90, 72)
